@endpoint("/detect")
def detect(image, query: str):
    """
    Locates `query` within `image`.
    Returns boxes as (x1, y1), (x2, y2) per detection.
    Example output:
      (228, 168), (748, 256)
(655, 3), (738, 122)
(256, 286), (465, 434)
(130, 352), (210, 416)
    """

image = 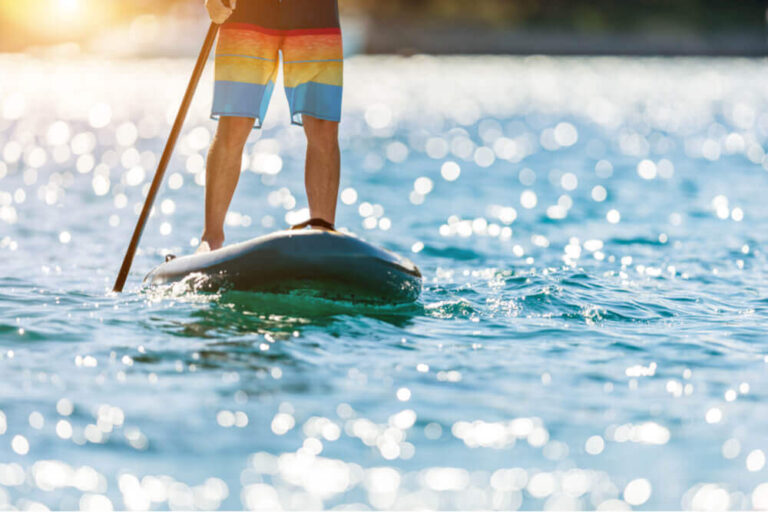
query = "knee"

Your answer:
(304, 117), (339, 151)
(214, 116), (254, 153)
